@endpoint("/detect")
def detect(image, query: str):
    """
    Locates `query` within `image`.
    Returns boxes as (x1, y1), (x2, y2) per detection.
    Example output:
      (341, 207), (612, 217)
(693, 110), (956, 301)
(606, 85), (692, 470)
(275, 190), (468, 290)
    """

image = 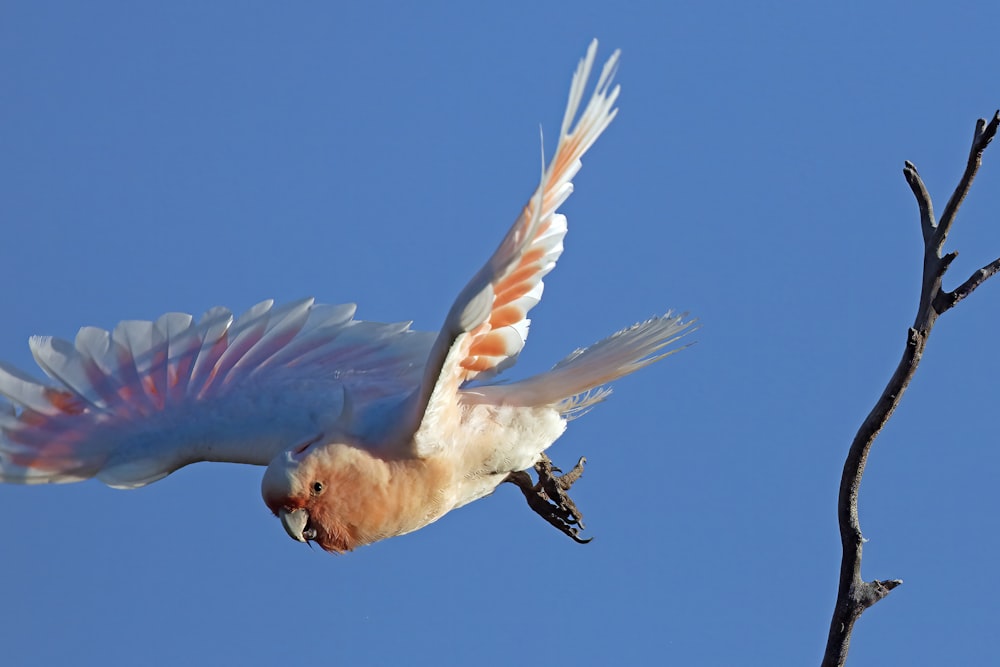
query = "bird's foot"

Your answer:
(505, 453), (591, 544)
